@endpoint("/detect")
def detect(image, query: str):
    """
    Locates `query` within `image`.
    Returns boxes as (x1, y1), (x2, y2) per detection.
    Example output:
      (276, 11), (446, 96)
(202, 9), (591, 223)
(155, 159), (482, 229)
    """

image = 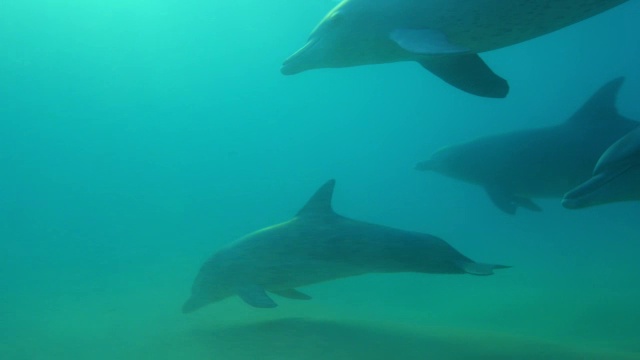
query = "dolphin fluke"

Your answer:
(457, 261), (511, 276)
